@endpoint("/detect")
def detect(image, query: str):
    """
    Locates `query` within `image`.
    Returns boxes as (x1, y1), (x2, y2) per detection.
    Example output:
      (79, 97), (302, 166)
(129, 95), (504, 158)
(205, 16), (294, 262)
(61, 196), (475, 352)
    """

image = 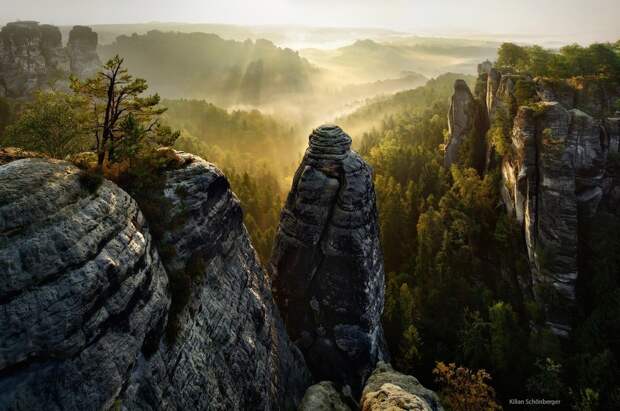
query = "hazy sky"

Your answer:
(1, 0), (619, 42)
